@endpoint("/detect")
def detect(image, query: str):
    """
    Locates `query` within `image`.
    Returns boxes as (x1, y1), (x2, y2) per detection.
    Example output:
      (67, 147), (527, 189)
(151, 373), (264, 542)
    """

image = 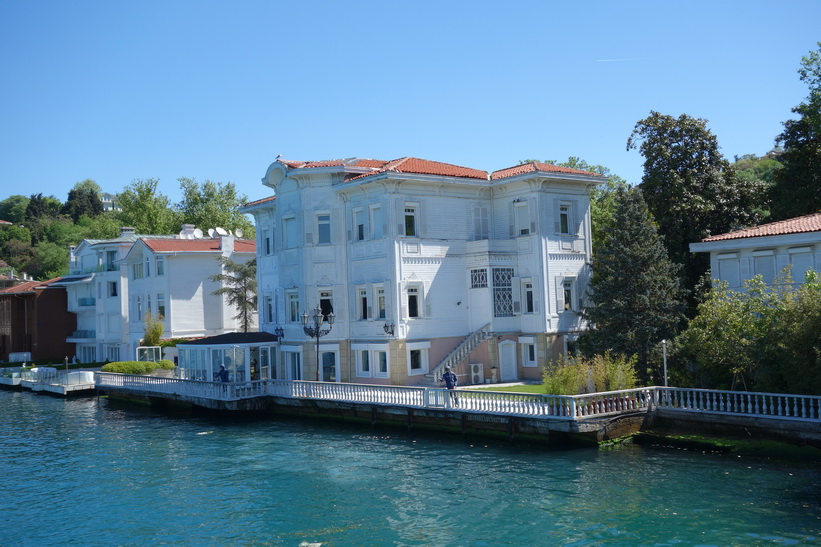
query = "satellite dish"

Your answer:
(208, 228), (216, 238)
(193, 228), (203, 239)
(178, 230), (186, 239)
(215, 227), (228, 235)
(235, 228), (243, 238)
